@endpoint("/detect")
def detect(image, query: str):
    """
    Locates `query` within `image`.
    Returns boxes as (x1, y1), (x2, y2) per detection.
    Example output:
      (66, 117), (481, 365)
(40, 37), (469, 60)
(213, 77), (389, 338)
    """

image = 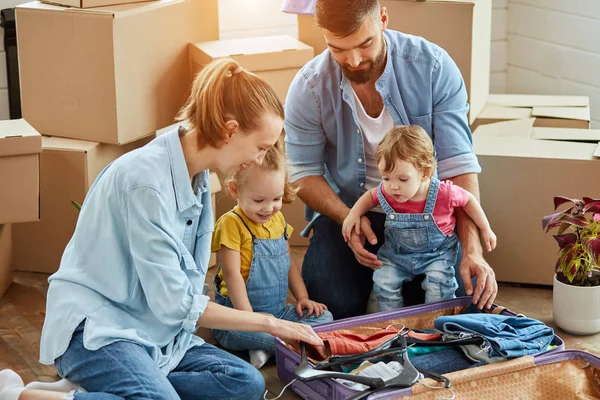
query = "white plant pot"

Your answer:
(553, 274), (600, 335)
